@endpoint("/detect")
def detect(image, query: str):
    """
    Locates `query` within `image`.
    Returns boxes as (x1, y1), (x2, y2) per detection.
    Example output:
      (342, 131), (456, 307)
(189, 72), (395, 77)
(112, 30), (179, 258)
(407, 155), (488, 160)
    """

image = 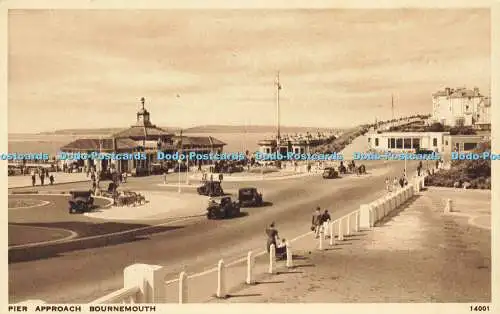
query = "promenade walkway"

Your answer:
(8, 172), (90, 189)
(191, 188), (490, 303)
